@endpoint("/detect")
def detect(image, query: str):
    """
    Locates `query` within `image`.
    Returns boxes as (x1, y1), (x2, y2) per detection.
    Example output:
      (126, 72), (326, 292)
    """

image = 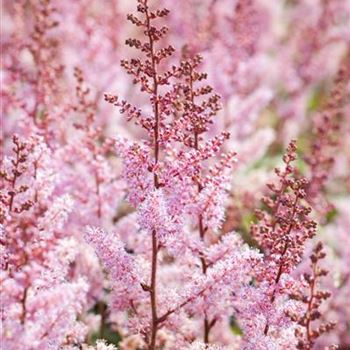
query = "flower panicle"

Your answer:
(287, 242), (337, 350)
